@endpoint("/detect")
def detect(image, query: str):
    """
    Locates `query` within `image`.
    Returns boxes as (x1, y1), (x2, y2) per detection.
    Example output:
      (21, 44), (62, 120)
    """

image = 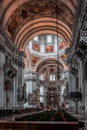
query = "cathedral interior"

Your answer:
(0, 0), (87, 130)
